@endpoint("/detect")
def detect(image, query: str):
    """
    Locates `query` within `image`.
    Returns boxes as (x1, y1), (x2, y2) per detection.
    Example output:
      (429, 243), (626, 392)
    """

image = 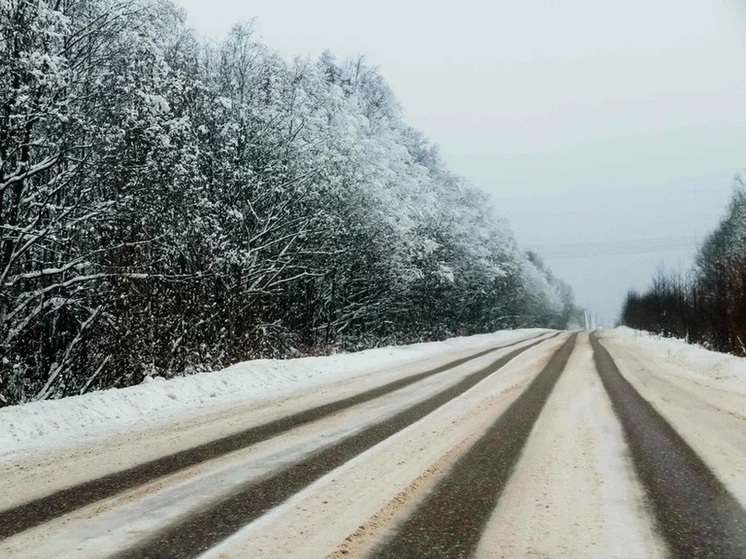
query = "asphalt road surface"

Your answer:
(1, 330), (744, 558)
